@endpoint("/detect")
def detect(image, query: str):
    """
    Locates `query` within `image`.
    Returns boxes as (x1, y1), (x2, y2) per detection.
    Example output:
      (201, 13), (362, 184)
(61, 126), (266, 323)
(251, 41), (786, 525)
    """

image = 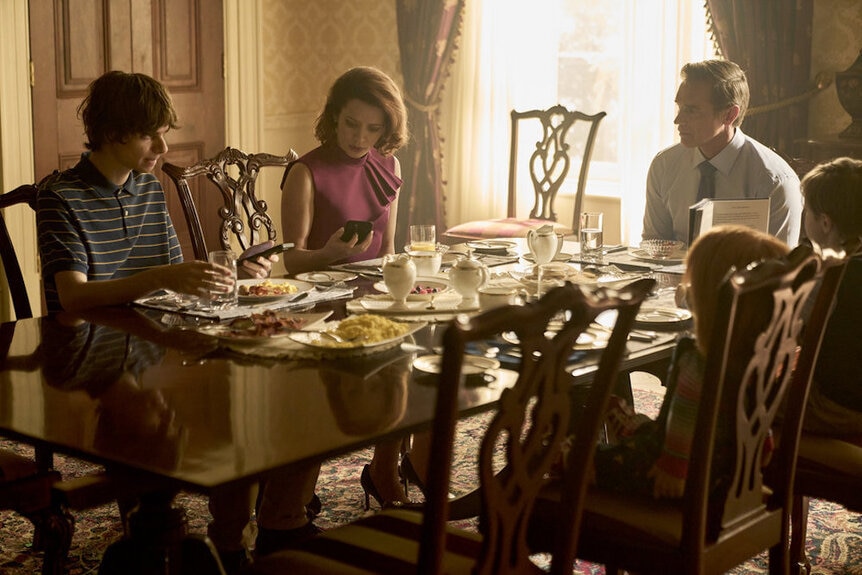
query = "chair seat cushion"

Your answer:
(252, 508), (543, 575)
(798, 434), (862, 476)
(796, 434), (862, 511)
(0, 450), (39, 482)
(444, 218), (572, 240)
